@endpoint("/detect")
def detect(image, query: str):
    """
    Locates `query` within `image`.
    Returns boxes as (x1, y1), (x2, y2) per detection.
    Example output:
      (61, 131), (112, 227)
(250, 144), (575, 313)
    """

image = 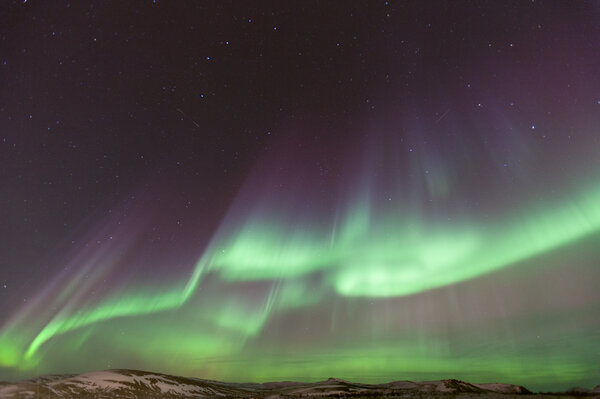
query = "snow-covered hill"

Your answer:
(0, 369), (596, 398)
